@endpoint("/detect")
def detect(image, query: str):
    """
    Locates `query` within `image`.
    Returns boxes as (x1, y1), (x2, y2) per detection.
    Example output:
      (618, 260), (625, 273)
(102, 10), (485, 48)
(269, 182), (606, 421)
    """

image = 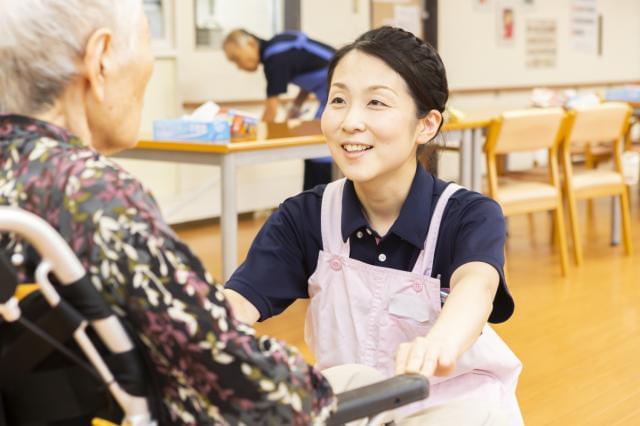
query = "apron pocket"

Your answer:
(388, 293), (432, 323)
